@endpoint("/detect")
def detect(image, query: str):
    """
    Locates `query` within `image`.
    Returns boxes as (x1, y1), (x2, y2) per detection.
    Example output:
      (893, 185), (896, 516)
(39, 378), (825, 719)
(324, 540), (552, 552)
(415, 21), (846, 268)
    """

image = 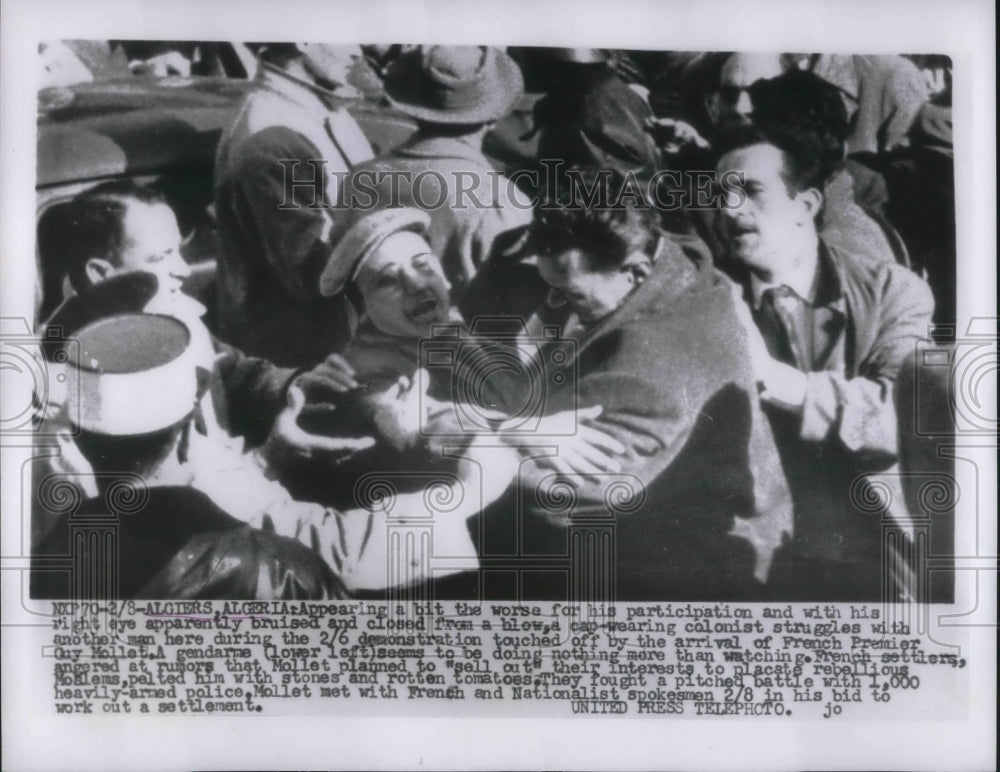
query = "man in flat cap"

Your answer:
(214, 42), (374, 366)
(345, 46), (532, 297)
(316, 206), (628, 482)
